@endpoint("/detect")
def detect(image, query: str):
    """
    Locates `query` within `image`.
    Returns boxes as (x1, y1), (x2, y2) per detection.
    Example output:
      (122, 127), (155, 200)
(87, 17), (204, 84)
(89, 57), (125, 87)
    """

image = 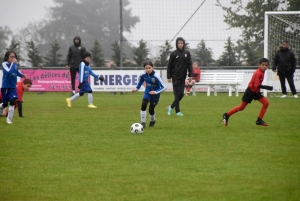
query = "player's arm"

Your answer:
(291, 52), (296, 72)
(132, 75), (144, 93)
(272, 52), (278, 71)
(167, 53), (175, 81)
(258, 85), (273, 90)
(136, 75), (144, 89)
(151, 75), (166, 94)
(66, 47), (72, 68)
(187, 52), (193, 78)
